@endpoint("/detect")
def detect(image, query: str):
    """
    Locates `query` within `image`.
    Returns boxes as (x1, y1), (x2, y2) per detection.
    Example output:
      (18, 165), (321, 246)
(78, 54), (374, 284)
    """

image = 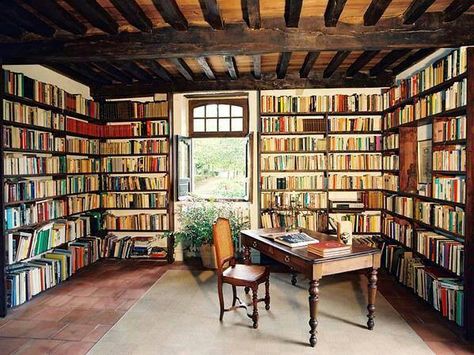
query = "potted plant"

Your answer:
(174, 198), (249, 269)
